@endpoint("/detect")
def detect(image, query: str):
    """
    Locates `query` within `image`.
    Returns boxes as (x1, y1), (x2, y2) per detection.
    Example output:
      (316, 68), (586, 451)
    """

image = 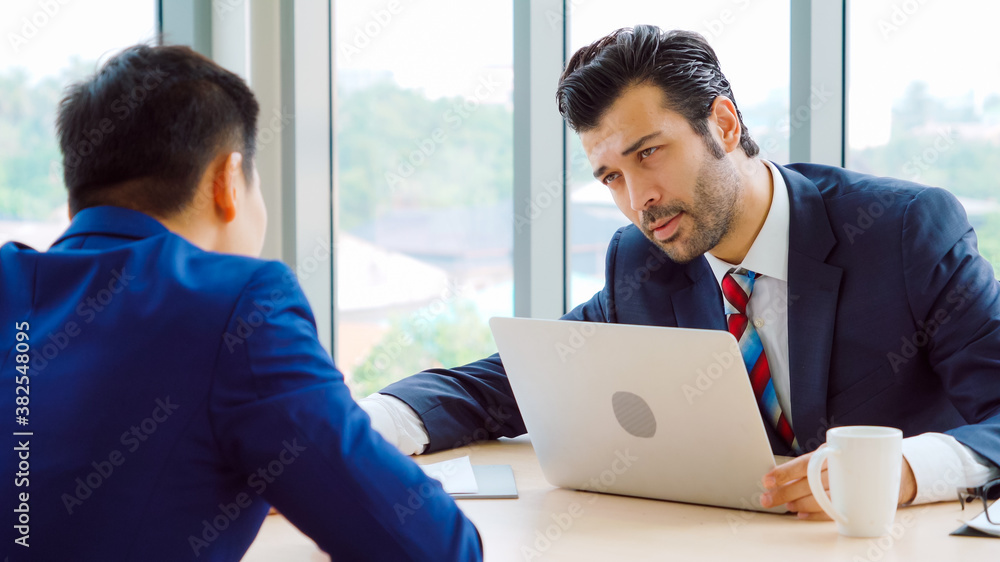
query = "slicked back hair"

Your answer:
(556, 25), (758, 158)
